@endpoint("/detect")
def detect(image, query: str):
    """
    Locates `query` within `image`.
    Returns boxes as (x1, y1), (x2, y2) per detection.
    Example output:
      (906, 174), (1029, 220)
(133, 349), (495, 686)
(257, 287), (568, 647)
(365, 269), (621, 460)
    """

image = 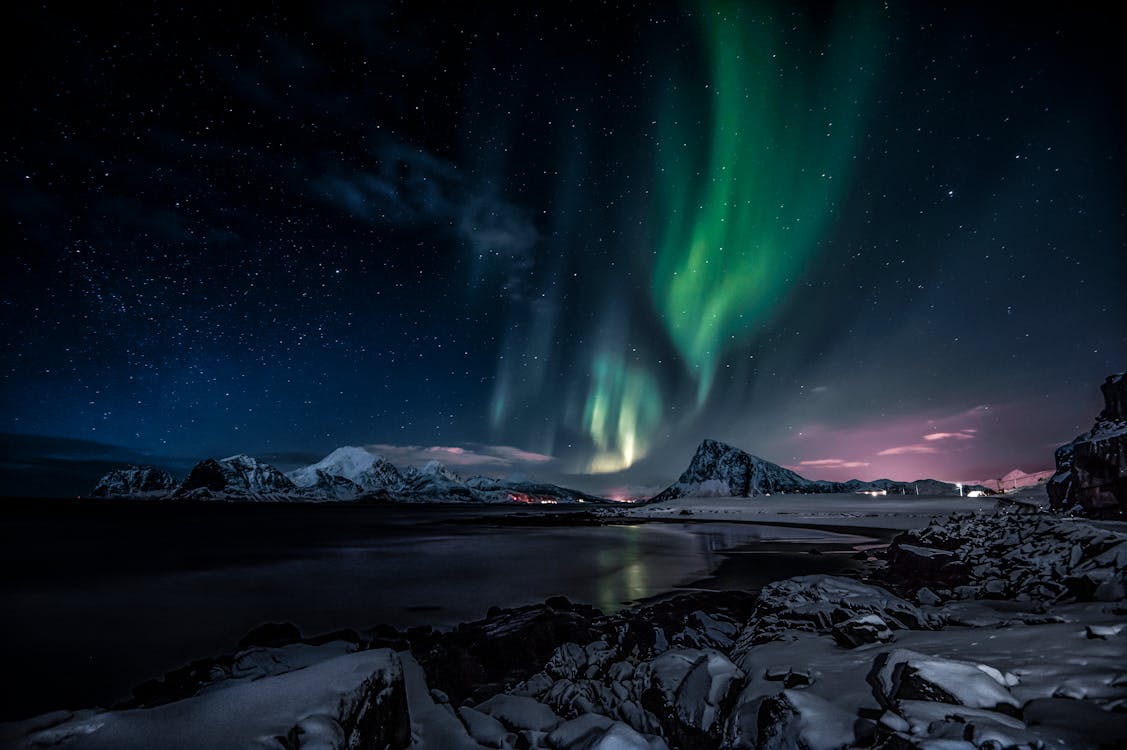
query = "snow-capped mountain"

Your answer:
(173, 455), (304, 501)
(400, 460), (468, 495)
(286, 446), (402, 491)
(92, 466), (178, 498)
(650, 439), (817, 502)
(91, 447), (605, 504)
(305, 470), (364, 500)
(649, 439), (981, 503)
